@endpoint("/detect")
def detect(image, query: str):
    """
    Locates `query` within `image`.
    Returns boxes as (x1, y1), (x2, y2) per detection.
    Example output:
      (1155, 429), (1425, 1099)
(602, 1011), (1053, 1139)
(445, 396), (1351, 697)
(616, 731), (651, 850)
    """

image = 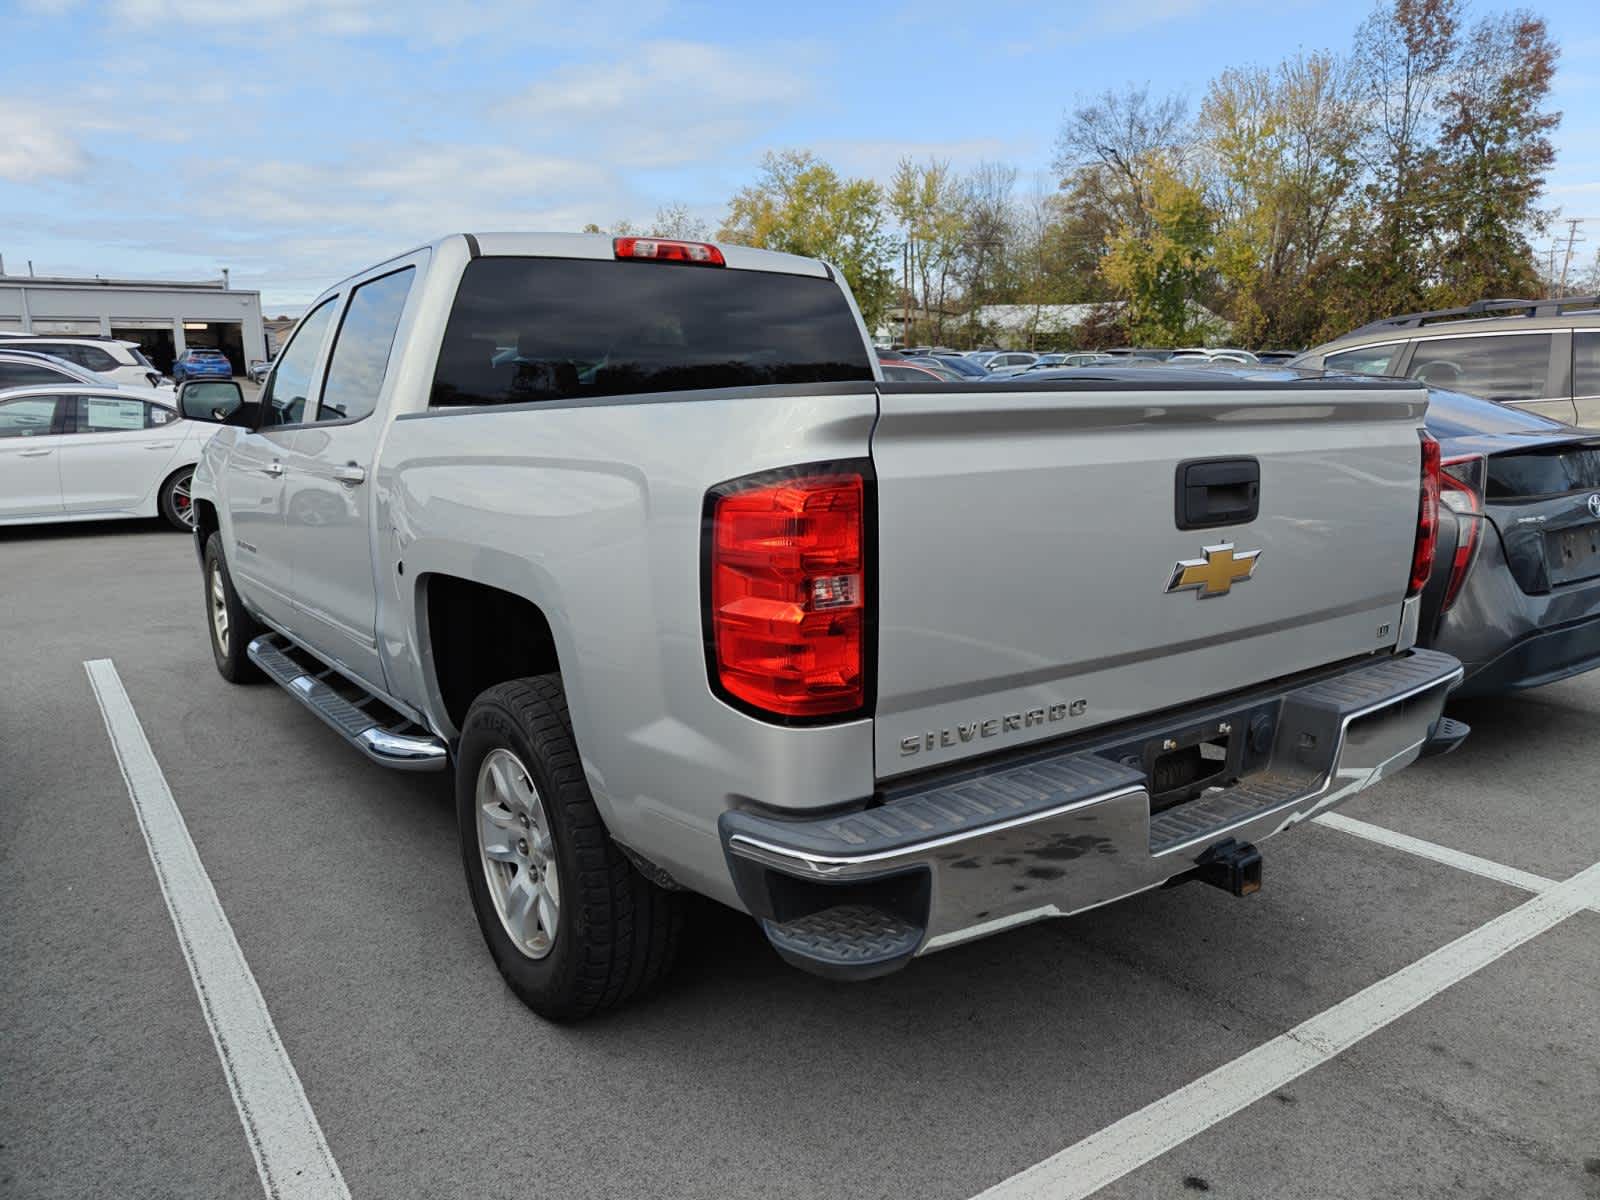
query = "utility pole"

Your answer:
(1557, 218), (1583, 297)
(901, 237), (912, 347)
(1547, 244), (1558, 297)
